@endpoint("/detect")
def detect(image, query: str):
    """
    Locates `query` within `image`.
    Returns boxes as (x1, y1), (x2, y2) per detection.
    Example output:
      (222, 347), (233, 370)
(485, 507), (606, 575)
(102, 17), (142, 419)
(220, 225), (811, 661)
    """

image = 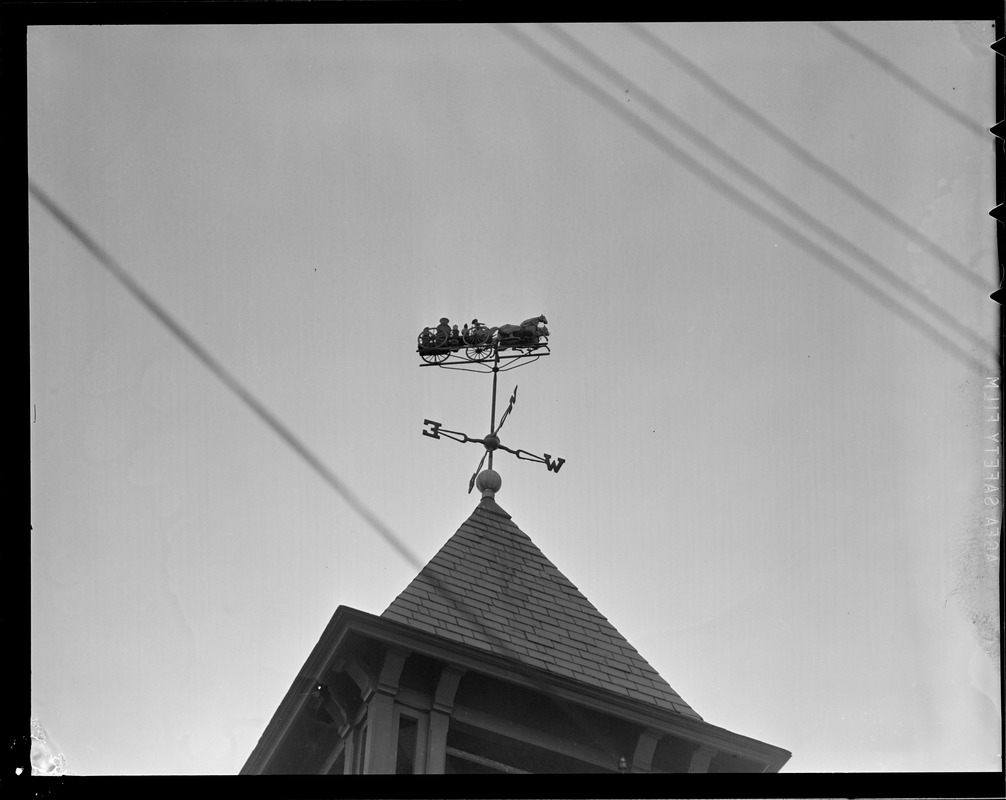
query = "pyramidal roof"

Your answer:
(382, 493), (701, 719)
